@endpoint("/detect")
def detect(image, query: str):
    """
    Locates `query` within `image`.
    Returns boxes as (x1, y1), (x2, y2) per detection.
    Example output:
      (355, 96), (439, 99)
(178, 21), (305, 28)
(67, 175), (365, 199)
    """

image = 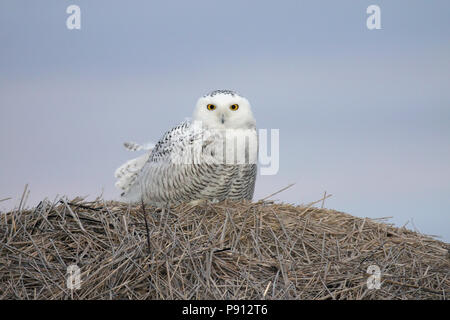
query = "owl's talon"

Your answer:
(188, 199), (209, 207)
